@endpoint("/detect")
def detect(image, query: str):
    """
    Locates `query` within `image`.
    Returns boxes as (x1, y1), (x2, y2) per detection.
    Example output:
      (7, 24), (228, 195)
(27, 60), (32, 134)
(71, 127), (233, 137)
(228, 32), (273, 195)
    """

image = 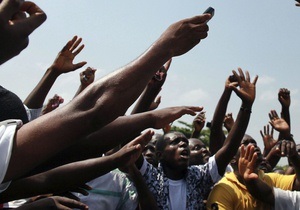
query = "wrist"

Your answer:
(47, 67), (61, 77)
